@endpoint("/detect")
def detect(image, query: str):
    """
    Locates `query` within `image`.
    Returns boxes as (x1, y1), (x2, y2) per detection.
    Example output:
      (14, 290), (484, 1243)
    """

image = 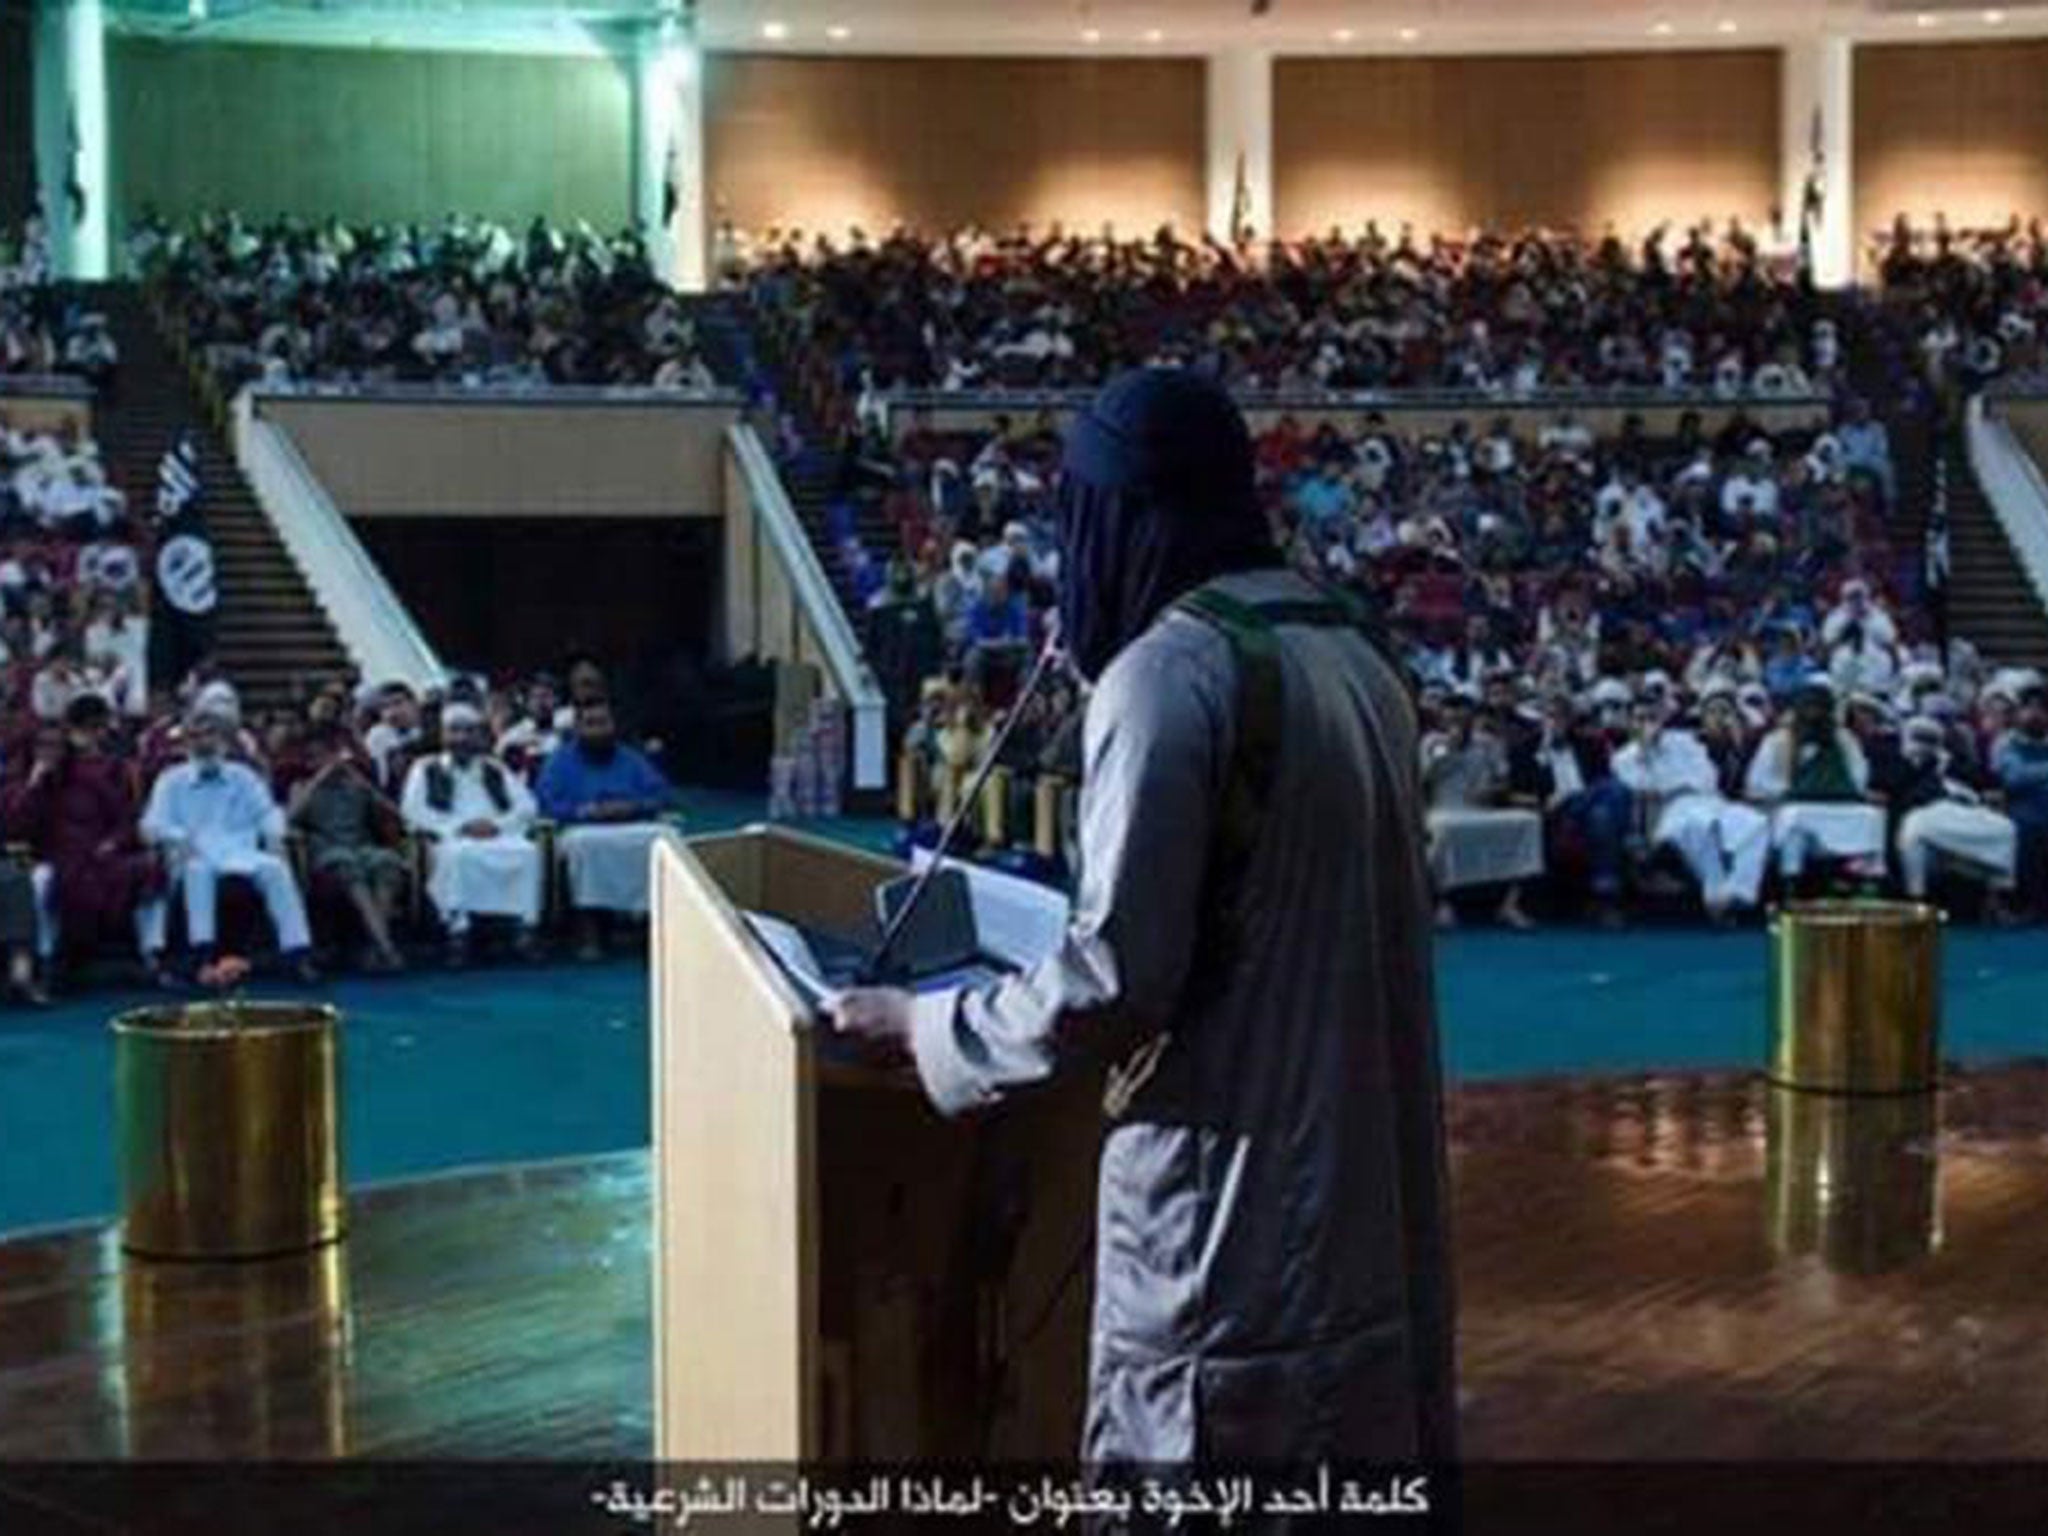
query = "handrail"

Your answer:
(725, 421), (888, 791)
(1966, 394), (2048, 617)
(231, 389), (448, 694)
(247, 381), (743, 408)
(885, 384), (1832, 414)
(0, 373), (92, 400)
